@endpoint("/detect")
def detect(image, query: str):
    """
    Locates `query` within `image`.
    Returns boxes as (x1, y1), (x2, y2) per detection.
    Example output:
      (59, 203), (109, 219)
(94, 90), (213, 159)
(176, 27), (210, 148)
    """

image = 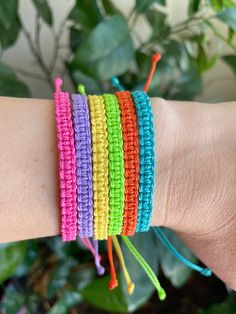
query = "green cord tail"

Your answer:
(122, 236), (166, 301)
